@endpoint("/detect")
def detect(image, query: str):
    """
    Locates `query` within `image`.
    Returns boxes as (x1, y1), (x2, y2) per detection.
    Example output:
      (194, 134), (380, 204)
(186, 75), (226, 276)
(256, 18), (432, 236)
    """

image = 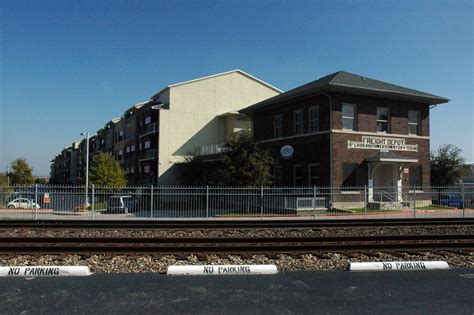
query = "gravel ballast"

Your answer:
(1, 251), (473, 273)
(1, 225), (472, 273)
(1, 226), (472, 238)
